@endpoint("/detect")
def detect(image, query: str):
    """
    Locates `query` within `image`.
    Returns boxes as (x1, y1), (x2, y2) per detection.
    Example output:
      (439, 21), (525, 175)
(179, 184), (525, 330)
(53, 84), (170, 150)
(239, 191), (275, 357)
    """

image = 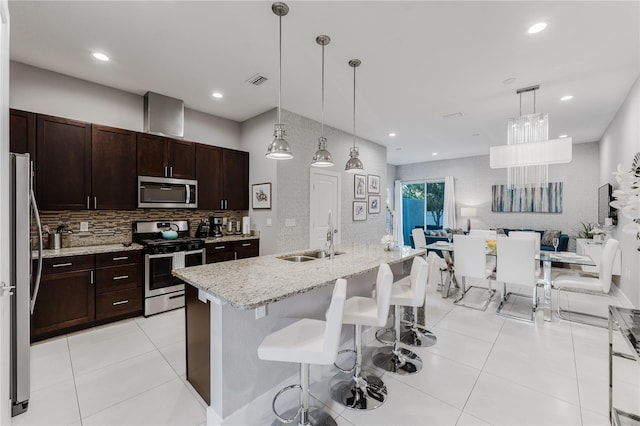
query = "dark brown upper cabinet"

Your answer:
(36, 114), (92, 210)
(137, 133), (195, 179)
(195, 144), (223, 210)
(10, 109), (36, 158)
(195, 144), (248, 210)
(92, 125), (137, 210)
